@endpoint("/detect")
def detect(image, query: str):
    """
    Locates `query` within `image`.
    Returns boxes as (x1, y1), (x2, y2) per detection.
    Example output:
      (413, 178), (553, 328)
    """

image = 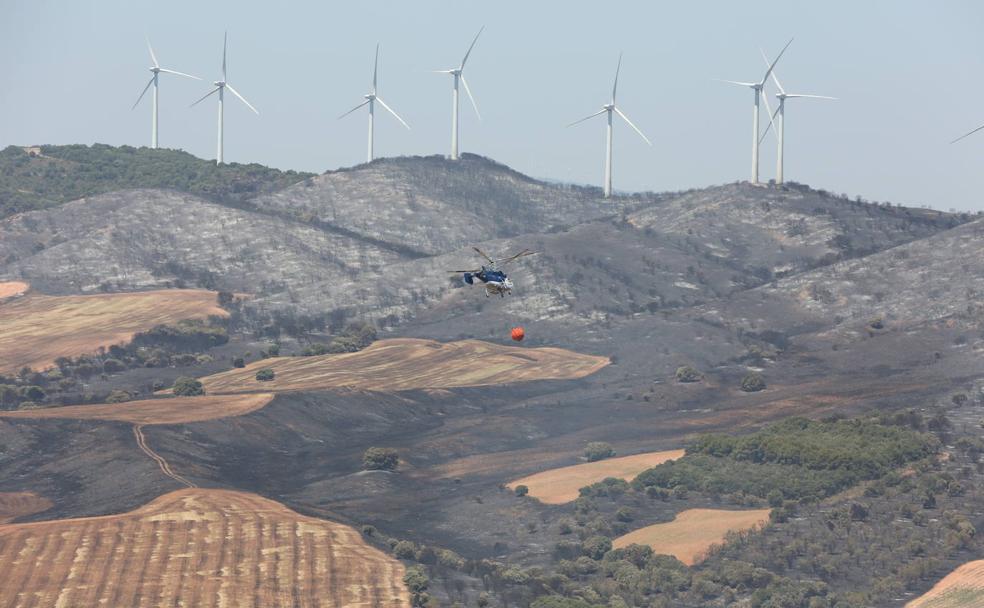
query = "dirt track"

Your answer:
(0, 393), (274, 425)
(507, 449), (686, 504)
(0, 488), (411, 608)
(0, 288), (227, 374)
(195, 338), (610, 394)
(613, 508), (770, 565)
